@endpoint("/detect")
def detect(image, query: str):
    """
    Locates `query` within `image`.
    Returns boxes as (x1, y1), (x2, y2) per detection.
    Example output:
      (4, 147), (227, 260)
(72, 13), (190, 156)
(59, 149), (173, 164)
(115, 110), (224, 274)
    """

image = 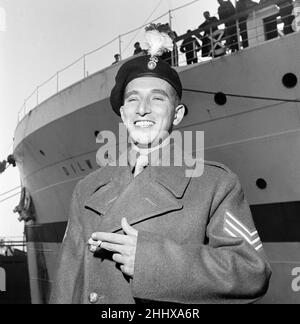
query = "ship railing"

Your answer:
(17, 0), (199, 122)
(175, 0), (299, 66)
(0, 236), (27, 253)
(17, 0), (300, 123)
